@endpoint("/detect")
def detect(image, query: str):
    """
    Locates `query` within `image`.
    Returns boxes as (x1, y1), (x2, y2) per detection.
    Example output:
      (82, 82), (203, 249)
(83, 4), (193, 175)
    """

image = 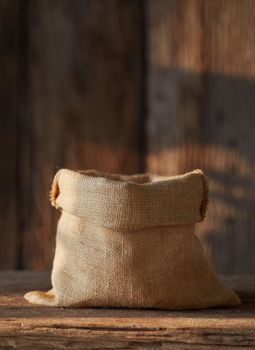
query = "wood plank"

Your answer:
(19, 0), (143, 270)
(146, 0), (255, 275)
(0, 271), (254, 349)
(0, 0), (19, 268)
